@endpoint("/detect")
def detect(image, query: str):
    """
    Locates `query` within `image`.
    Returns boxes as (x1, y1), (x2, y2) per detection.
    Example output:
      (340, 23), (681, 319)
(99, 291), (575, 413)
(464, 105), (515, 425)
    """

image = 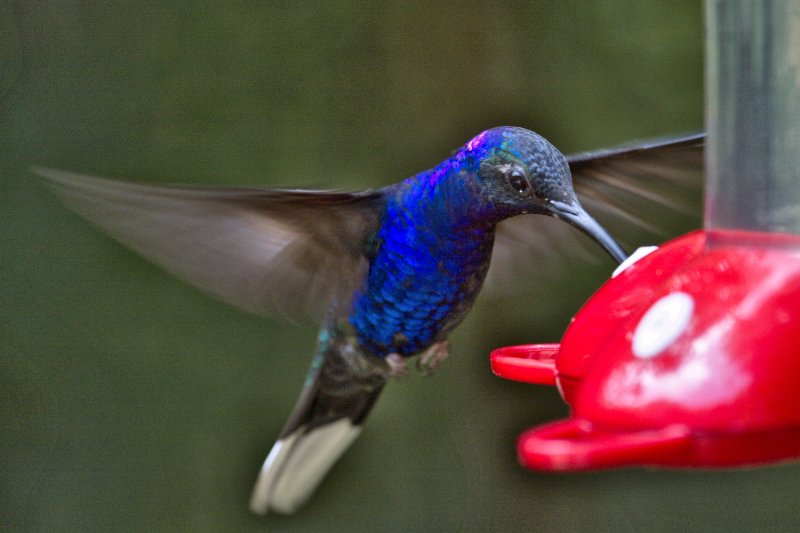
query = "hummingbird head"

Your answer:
(465, 126), (627, 263)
